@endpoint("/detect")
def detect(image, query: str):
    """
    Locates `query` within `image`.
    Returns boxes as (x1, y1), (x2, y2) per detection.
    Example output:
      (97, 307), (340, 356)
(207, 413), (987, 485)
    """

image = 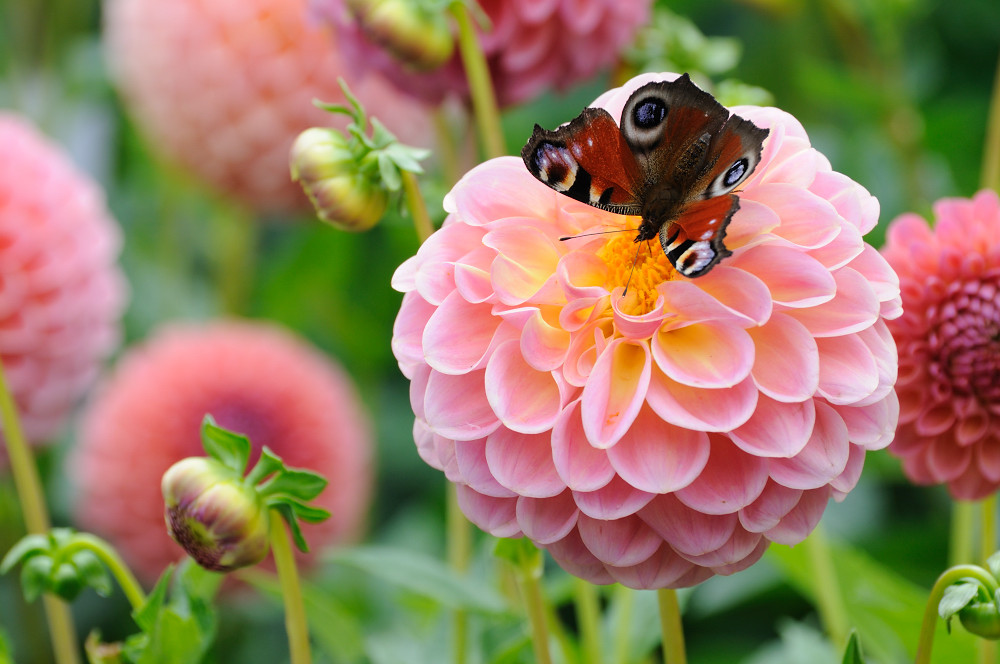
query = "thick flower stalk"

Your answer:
(313, 0), (652, 108)
(391, 73), (902, 589)
(881, 190), (1000, 500)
